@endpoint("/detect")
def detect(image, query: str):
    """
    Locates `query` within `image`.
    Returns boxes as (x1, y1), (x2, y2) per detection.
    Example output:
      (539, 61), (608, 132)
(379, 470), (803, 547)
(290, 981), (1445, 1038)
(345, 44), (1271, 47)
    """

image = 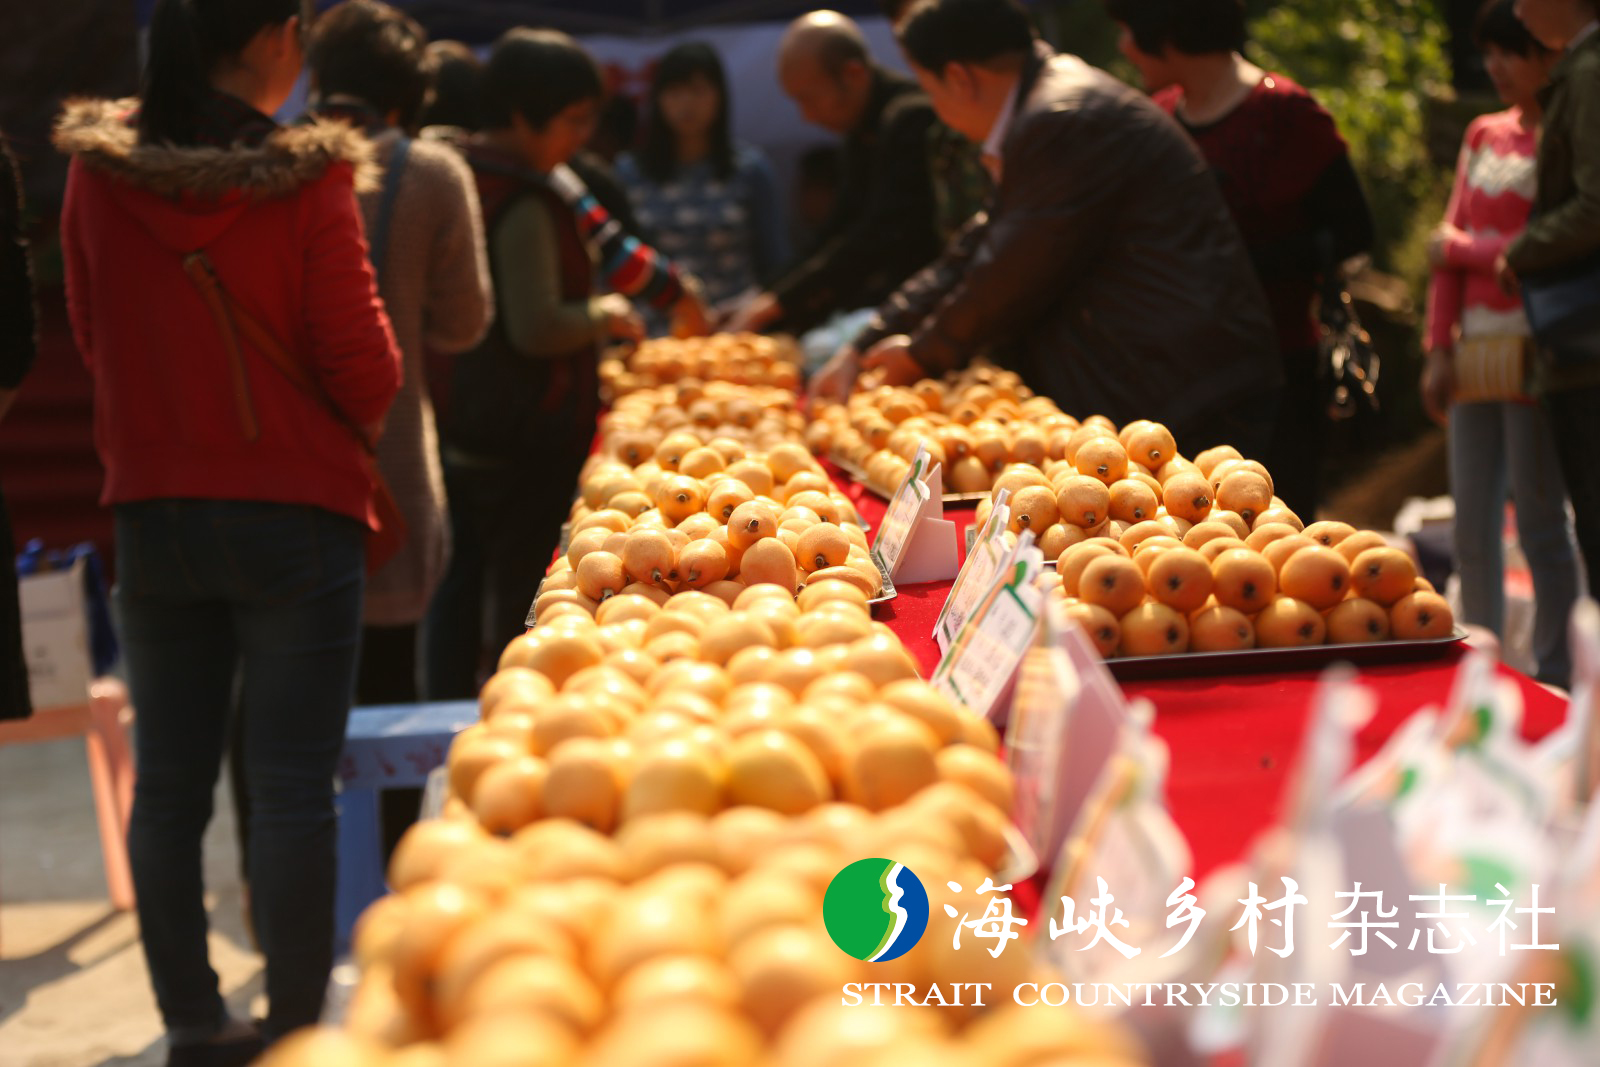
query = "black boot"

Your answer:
(166, 1023), (263, 1067)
